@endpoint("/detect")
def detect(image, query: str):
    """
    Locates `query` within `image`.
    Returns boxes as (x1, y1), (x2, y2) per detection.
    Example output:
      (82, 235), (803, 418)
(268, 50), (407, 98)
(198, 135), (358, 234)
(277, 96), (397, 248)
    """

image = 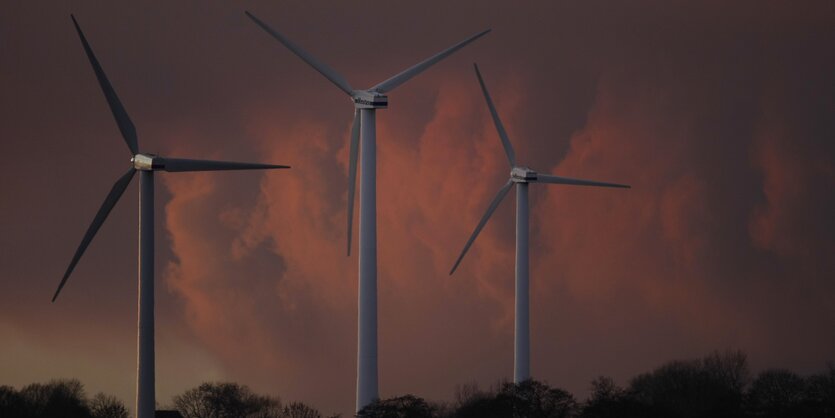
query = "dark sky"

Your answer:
(1, 1), (834, 416)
